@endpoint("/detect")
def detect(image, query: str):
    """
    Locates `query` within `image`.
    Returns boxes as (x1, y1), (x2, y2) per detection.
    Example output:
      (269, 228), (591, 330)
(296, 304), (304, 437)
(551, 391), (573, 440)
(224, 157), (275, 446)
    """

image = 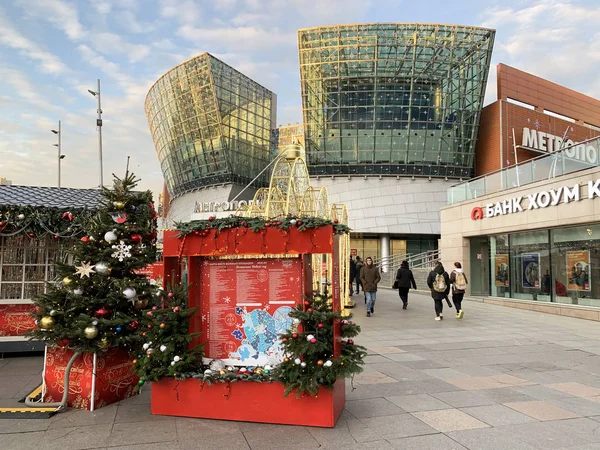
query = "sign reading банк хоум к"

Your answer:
(471, 178), (600, 220)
